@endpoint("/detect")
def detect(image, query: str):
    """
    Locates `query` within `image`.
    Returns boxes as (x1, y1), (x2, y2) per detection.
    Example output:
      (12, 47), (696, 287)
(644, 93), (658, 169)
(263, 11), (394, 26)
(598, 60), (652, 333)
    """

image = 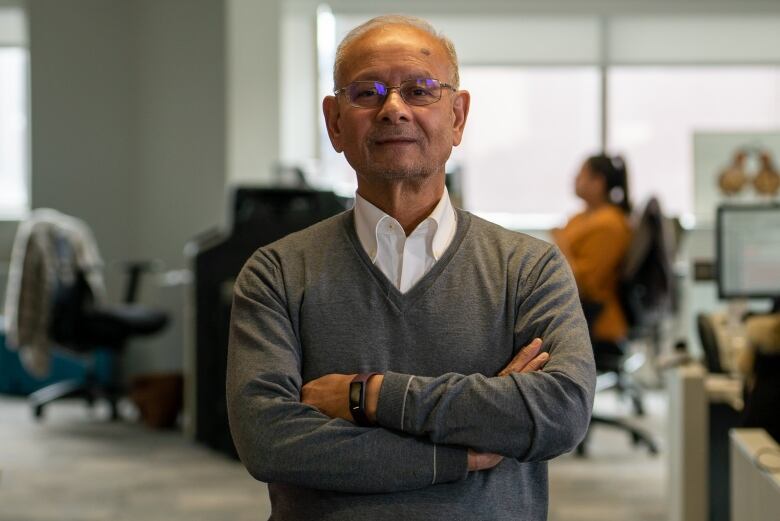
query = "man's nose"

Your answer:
(376, 89), (412, 124)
